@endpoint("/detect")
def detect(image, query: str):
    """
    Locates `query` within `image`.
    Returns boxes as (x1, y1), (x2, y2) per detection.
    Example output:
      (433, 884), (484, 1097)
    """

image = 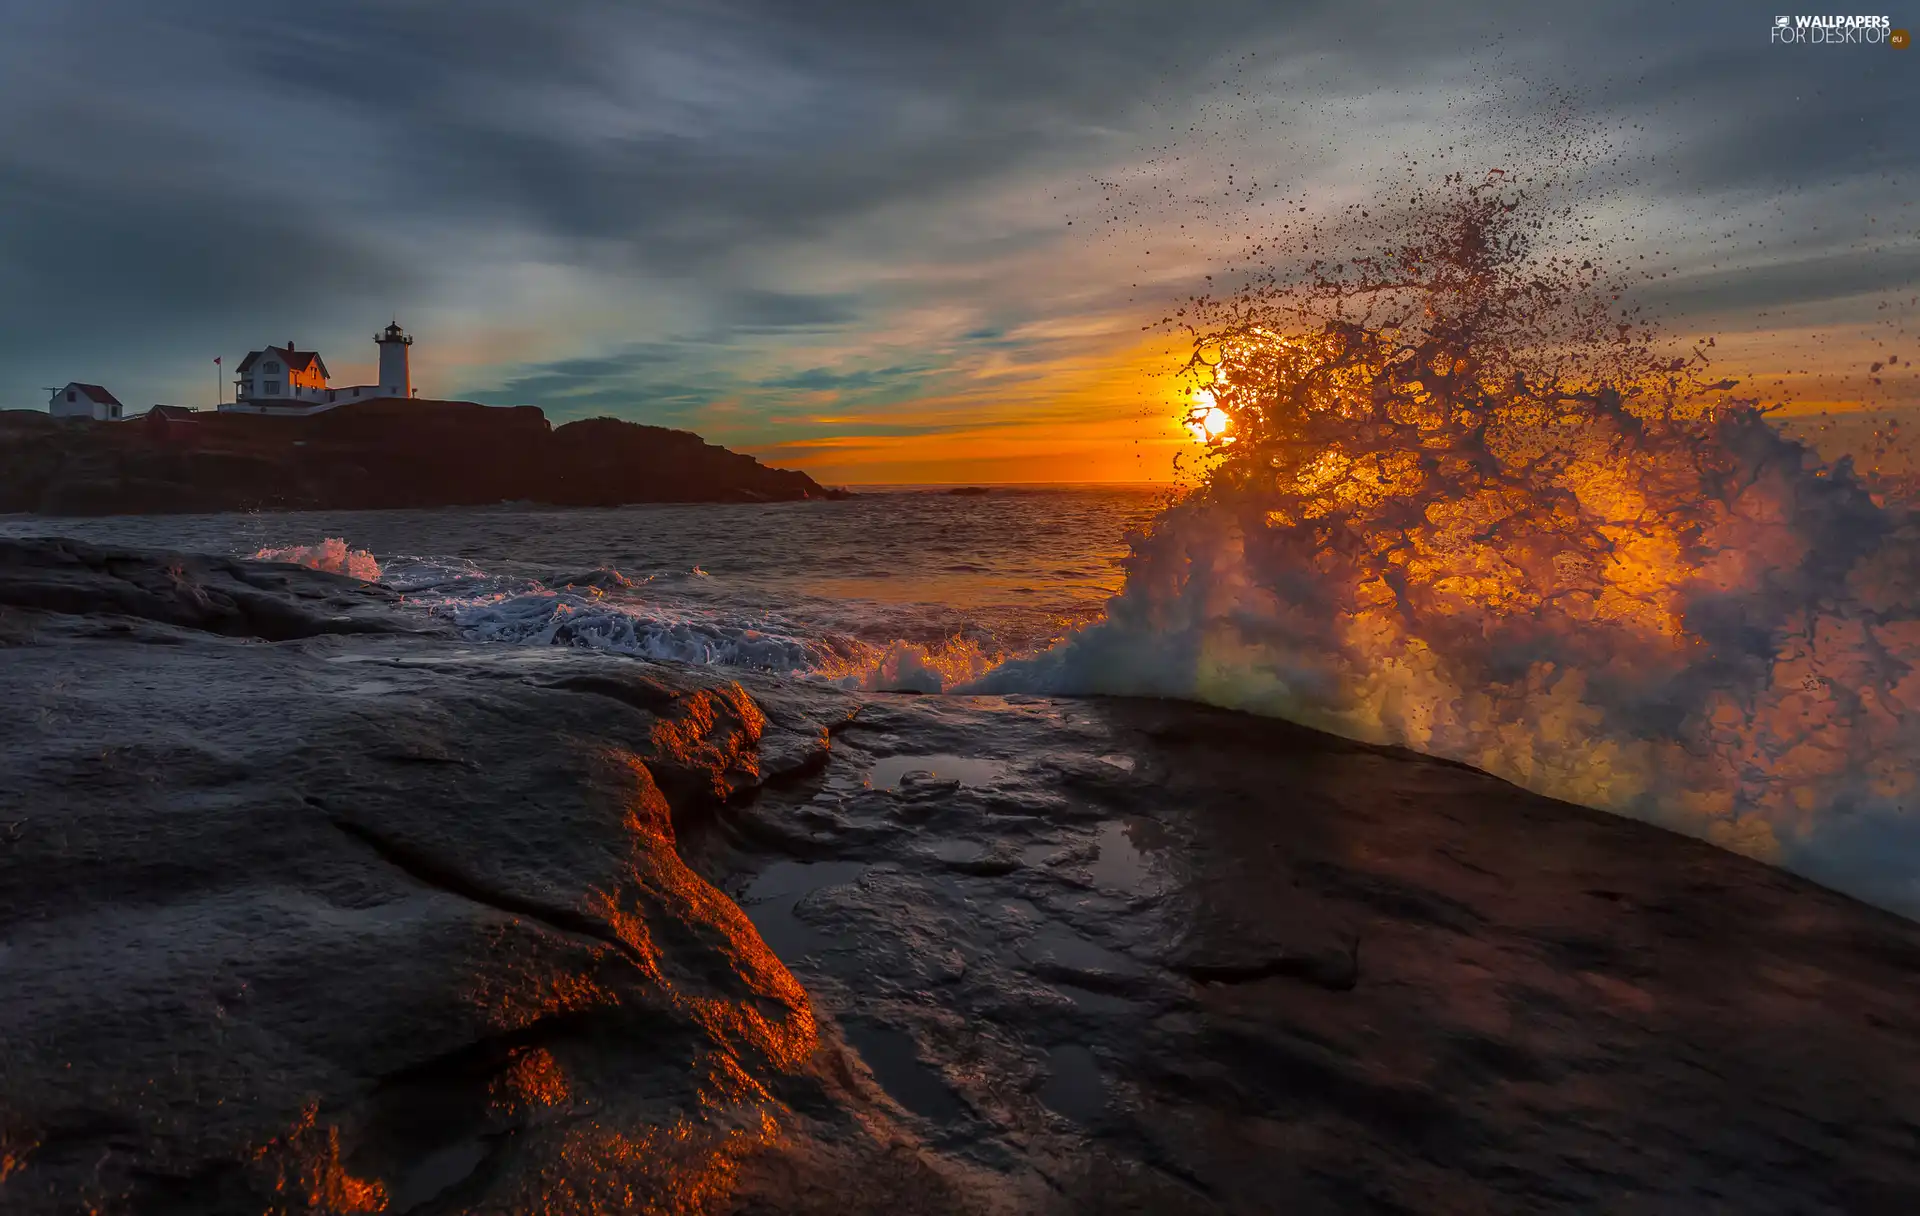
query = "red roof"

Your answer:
(70, 383), (121, 406)
(235, 347), (331, 379)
